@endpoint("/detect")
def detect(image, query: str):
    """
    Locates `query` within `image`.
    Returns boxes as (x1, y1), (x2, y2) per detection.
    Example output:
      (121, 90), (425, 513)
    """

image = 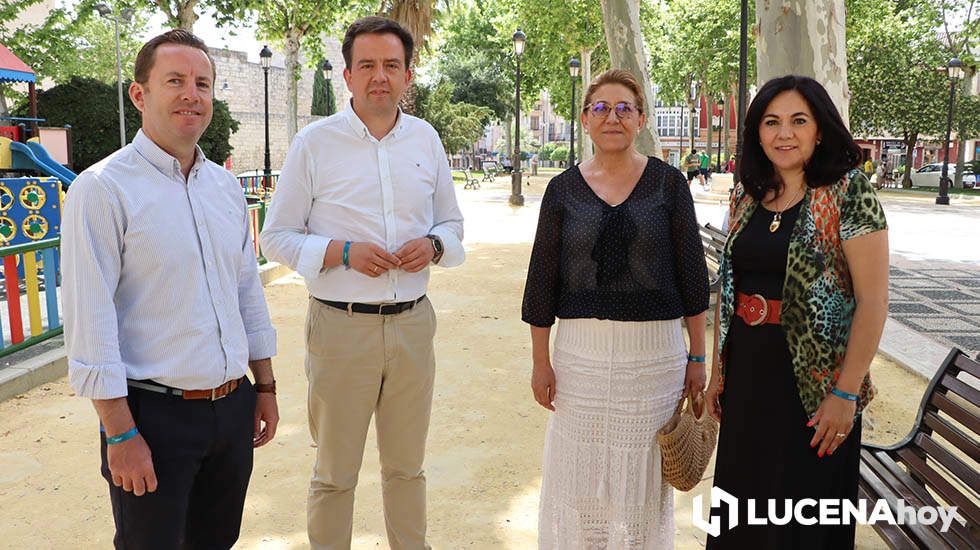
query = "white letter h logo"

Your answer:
(692, 487), (739, 537)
